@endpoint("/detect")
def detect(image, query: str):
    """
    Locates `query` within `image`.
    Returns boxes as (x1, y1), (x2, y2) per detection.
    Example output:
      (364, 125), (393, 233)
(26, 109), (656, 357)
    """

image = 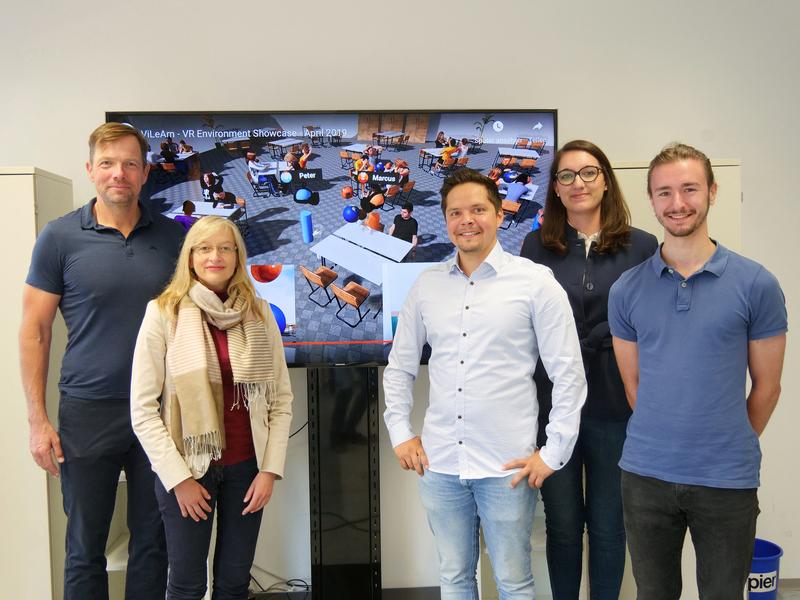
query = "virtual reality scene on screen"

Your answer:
(109, 111), (556, 365)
